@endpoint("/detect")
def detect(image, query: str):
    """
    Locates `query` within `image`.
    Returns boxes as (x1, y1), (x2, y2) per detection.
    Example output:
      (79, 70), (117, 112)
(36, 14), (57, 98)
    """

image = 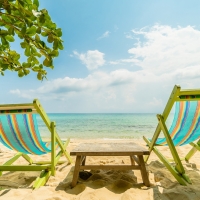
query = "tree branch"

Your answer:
(0, 11), (25, 23)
